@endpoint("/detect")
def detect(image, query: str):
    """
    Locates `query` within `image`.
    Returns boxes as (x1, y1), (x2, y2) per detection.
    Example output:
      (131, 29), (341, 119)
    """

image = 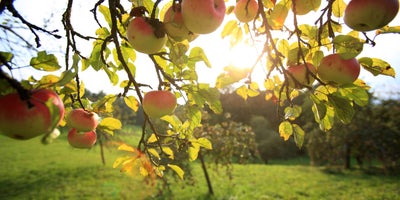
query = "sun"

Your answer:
(227, 42), (260, 70)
